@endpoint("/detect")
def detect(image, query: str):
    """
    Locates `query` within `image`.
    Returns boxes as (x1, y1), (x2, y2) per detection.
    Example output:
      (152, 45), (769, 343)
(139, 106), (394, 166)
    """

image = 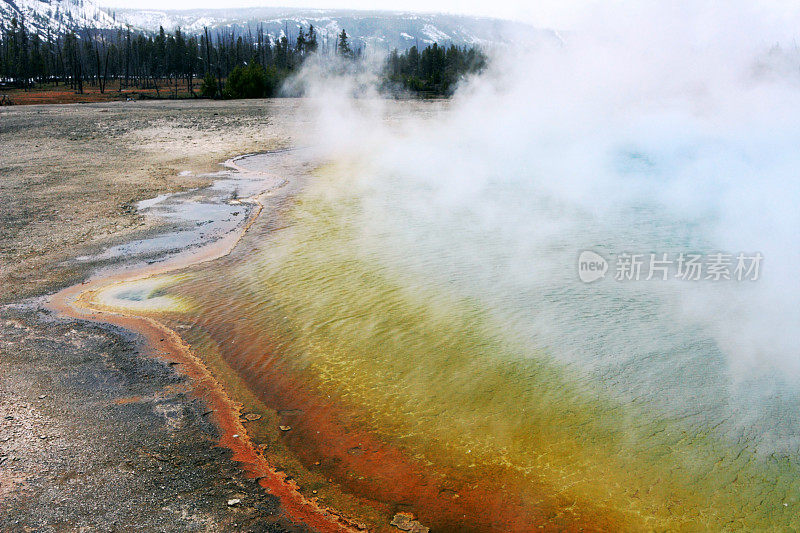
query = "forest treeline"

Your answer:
(0, 18), (487, 98)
